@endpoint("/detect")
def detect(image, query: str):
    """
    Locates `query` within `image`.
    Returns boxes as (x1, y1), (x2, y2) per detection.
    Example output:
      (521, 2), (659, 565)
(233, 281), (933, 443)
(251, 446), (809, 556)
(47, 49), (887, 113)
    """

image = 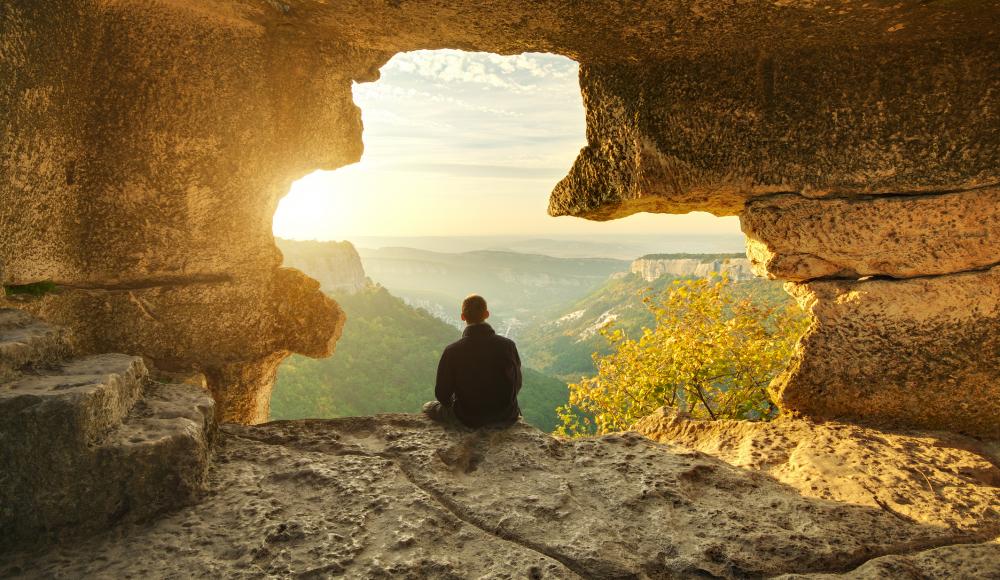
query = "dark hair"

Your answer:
(462, 294), (488, 324)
